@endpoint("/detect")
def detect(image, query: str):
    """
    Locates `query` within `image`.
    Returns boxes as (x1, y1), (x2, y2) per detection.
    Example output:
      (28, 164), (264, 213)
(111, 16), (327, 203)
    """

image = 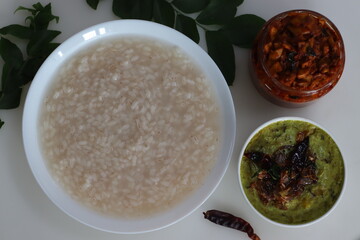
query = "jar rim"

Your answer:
(258, 9), (345, 95)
